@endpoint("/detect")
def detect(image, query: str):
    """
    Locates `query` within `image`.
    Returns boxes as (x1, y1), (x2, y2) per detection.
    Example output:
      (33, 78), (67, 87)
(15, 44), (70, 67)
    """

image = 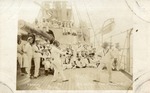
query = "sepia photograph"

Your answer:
(1, 0), (150, 92)
(16, 0), (134, 90)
